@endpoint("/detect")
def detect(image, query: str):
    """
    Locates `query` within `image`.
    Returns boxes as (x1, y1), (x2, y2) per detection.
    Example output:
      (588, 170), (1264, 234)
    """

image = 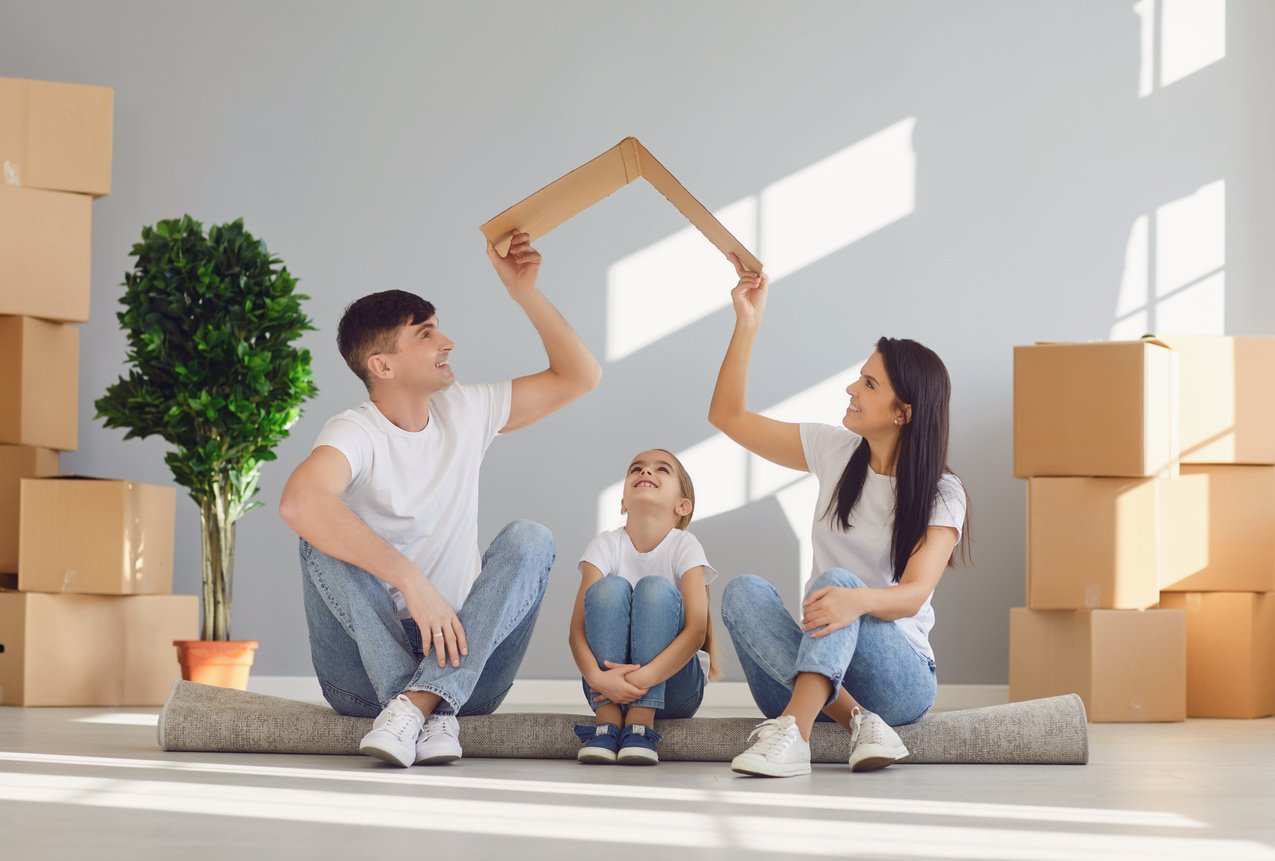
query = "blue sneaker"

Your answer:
(617, 723), (662, 765)
(574, 723), (621, 764)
